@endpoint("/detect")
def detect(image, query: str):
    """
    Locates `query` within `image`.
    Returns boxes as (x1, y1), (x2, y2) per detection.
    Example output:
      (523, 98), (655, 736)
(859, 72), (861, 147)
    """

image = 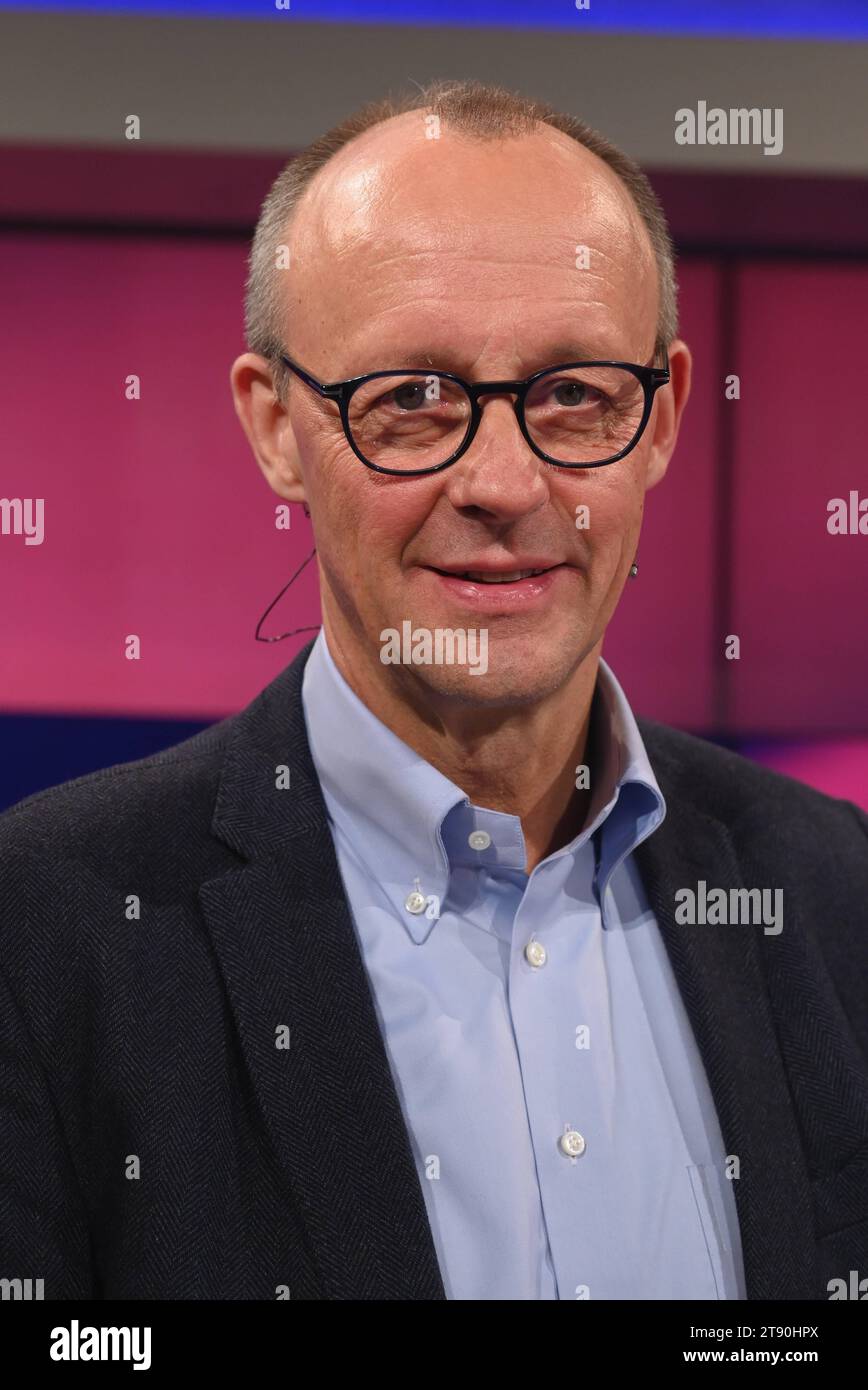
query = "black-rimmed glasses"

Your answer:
(279, 350), (670, 476)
